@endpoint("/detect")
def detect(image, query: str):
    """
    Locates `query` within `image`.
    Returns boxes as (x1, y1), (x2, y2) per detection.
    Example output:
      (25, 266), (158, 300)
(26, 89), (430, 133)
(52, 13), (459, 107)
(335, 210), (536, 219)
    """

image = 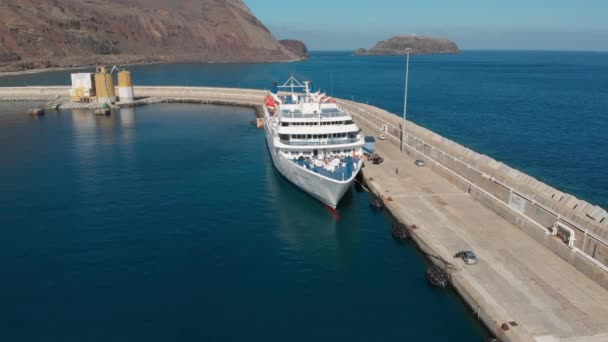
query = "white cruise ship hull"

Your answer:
(264, 126), (358, 208)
